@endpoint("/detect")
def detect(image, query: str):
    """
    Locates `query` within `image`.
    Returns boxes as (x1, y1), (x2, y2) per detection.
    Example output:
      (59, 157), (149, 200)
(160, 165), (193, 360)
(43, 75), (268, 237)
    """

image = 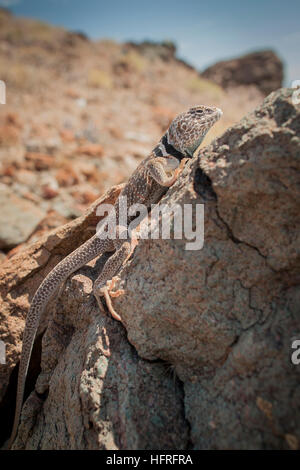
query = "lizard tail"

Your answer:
(8, 234), (112, 449)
